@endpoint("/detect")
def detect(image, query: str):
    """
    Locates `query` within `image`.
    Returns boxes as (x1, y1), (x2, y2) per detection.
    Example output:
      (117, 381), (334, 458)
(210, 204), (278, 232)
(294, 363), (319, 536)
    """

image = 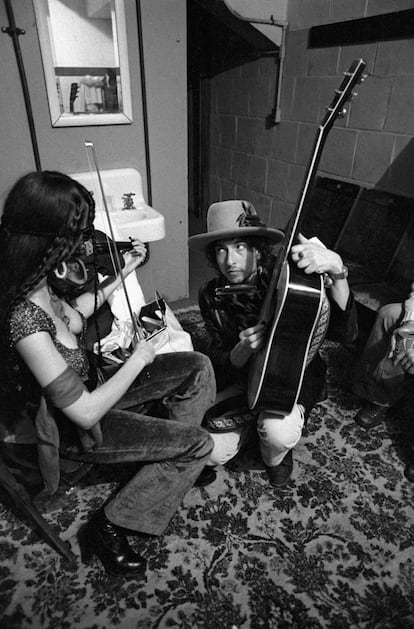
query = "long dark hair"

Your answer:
(0, 171), (95, 338)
